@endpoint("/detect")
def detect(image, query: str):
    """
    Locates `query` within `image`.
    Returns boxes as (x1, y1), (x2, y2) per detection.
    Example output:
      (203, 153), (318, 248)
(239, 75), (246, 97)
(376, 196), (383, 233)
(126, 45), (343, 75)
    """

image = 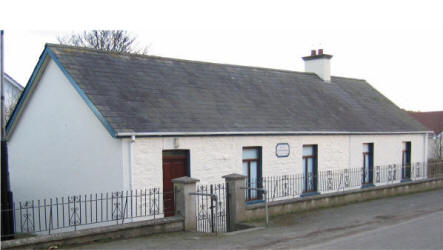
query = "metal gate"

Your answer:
(193, 183), (229, 233)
